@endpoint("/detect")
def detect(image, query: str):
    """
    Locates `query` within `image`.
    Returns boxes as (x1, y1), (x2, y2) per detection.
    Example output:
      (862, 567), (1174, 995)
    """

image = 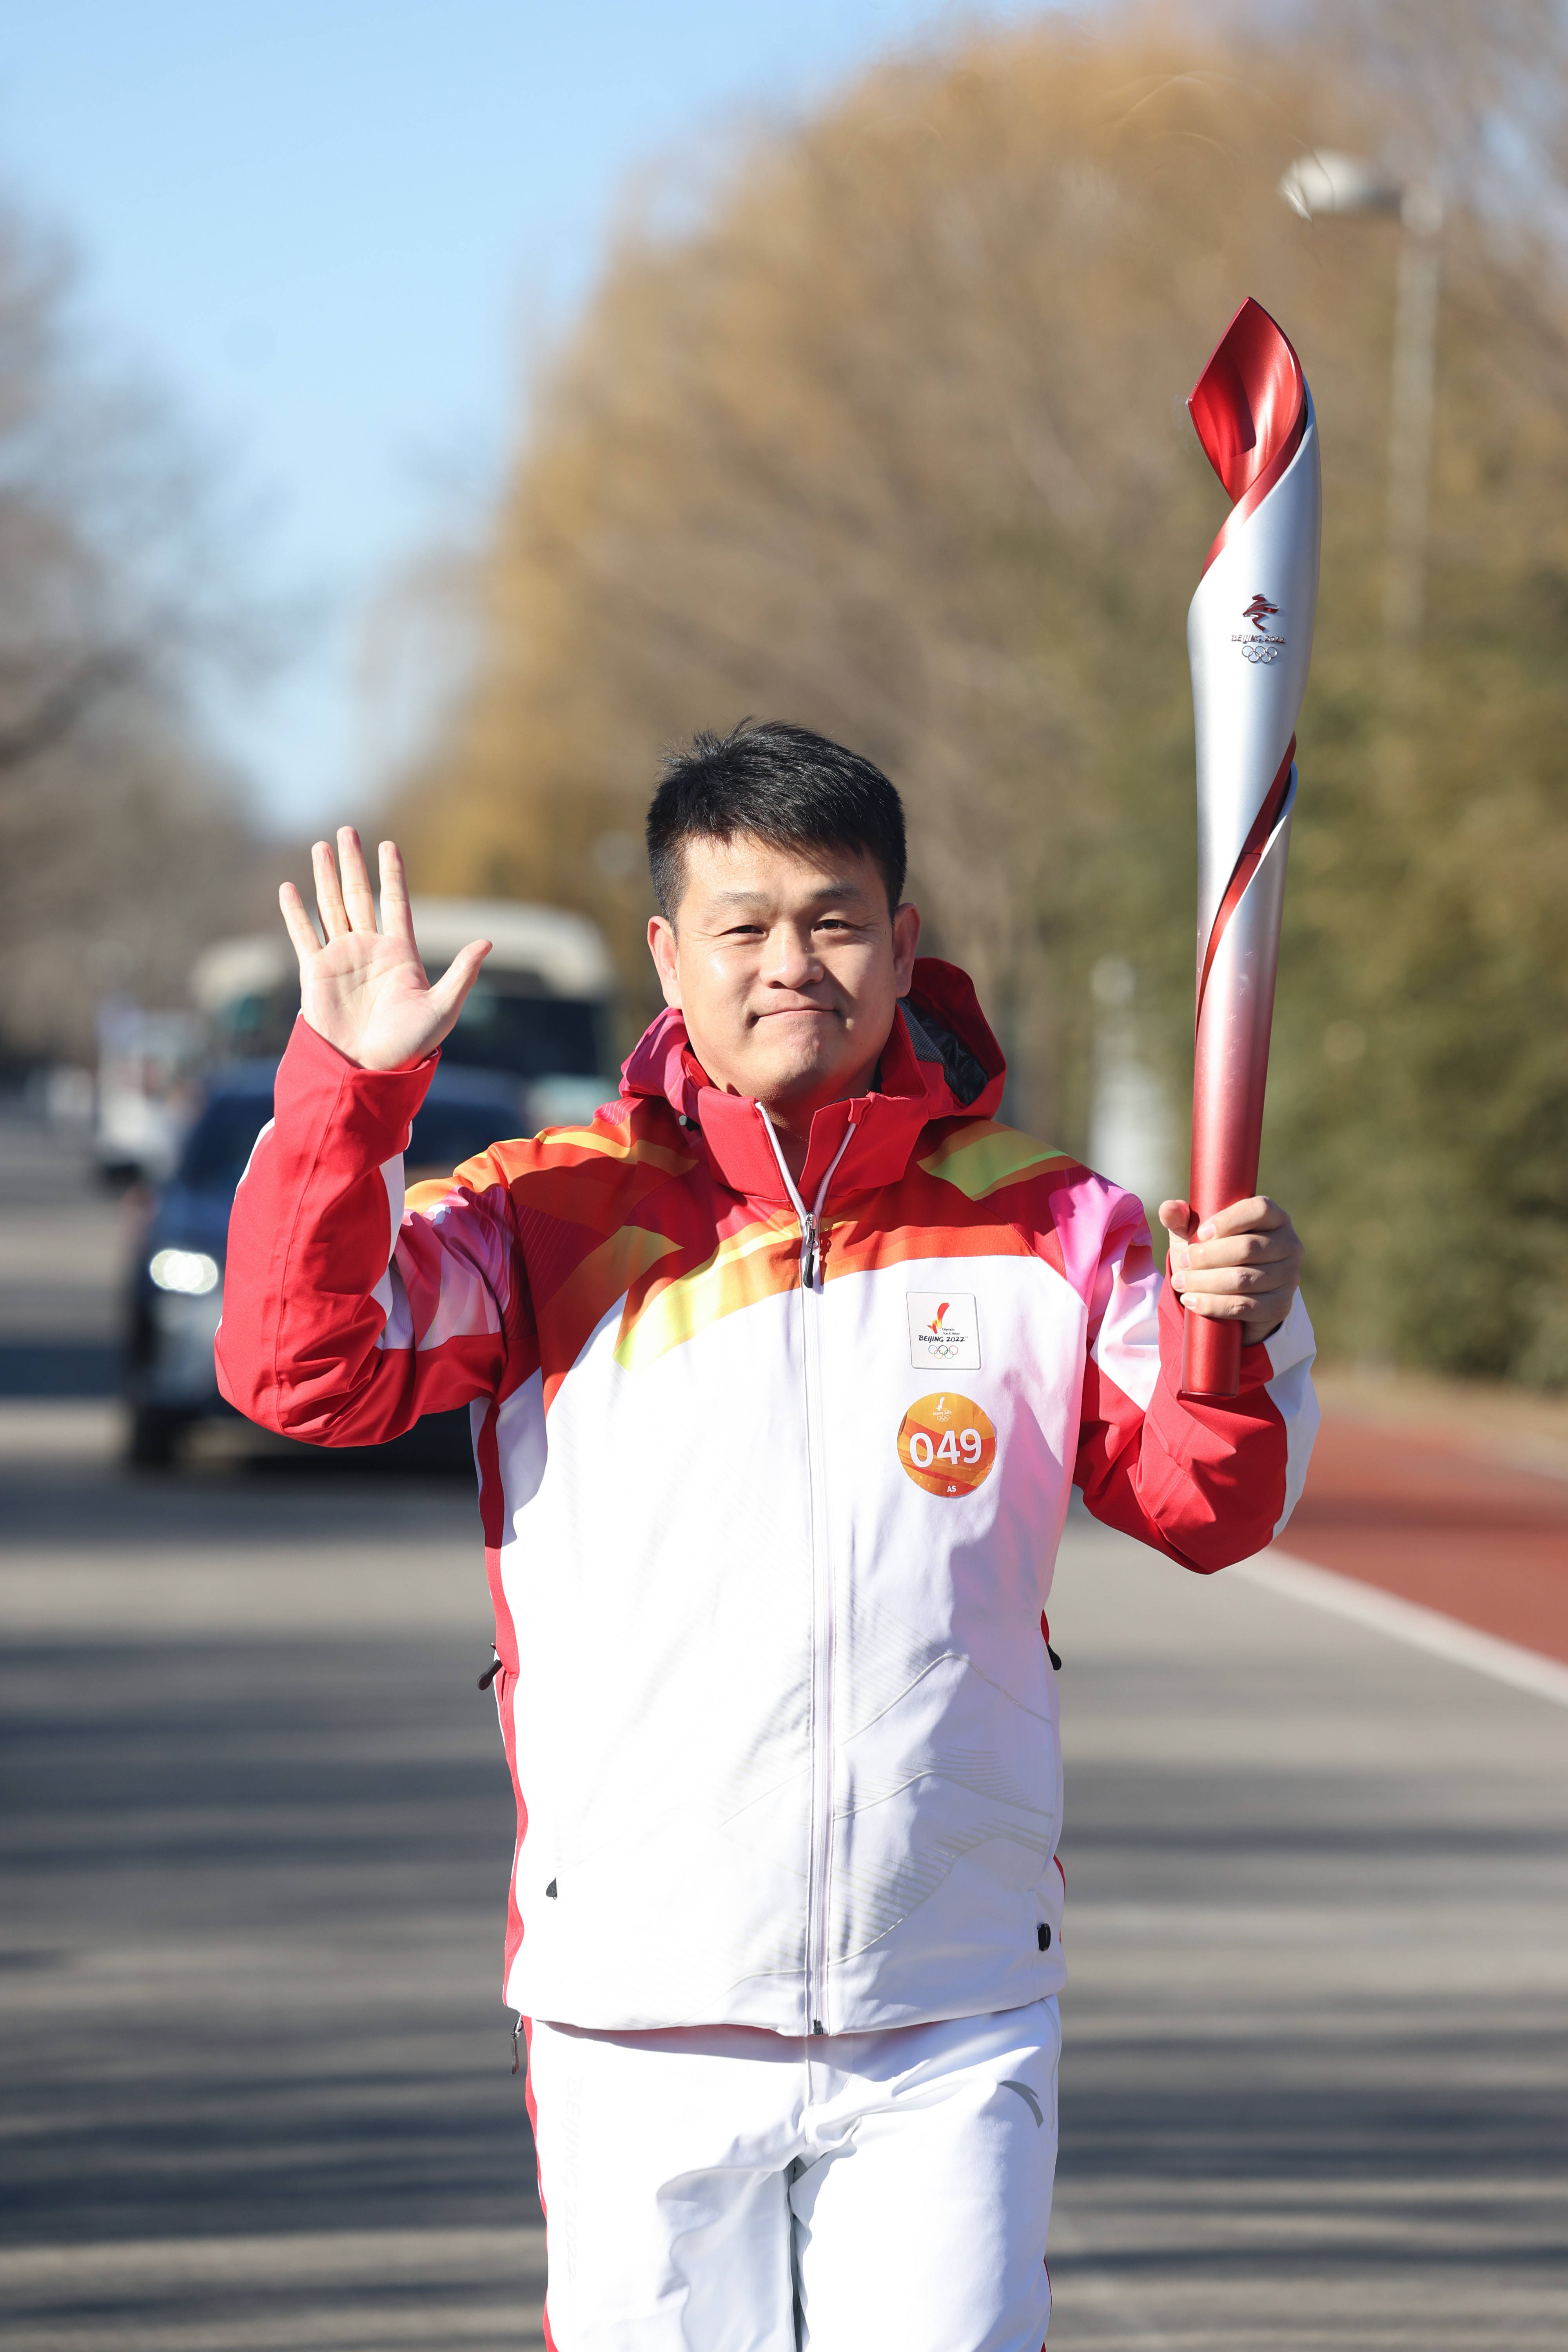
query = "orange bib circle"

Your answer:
(897, 1392), (997, 1497)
